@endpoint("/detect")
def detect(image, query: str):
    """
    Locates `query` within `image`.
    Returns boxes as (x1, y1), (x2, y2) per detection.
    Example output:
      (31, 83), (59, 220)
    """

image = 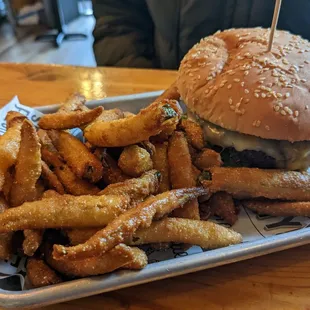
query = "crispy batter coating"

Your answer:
(94, 148), (129, 184)
(41, 161), (65, 194)
(0, 195), (12, 260)
(244, 200), (310, 217)
(202, 167), (310, 200)
(96, 108), (124, 122)
(129, 217), (242, 249)
(58, 93), (87, 113)
(168, 131), (200, 220)
(2, 170), (13, 202)
(27, 258), (62, 288)
(84, 100), (180, 147)
(23, 230), (43, 256)
(118, 145), (153, 177)
(209, 192), (238, 226)
(66, 228), (100, 245)
(0, 194), (130, 232)
(48, 130), (103, 183)
(42, 148), (99, 195)
(42, 190), (61, 199)
(38, 106), (103, 130)
(0, 112), (25, 190)
(99, 170), (160, 201)
(53, 187), (208, 260)
(195, 148), (223, 170)
(10, 120), (42, 207)
(46, 244), (147, 277)
(179, 117), (204, 150)
(152, 142), (170, 193)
